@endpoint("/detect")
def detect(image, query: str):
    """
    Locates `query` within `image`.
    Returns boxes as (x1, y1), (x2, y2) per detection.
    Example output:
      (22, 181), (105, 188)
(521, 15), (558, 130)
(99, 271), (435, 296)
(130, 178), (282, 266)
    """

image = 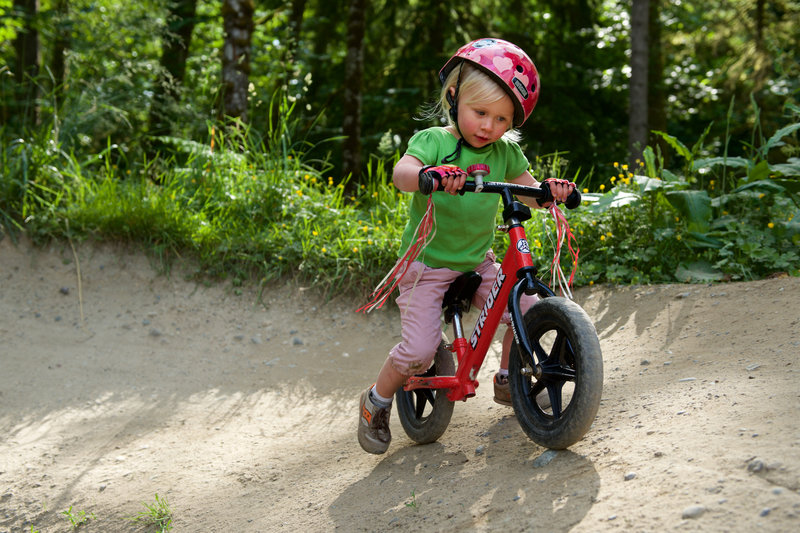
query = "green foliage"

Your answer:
(1, 95), (405, 295)
(558, 103), (800, 285)
(2, 93), (798, 293)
